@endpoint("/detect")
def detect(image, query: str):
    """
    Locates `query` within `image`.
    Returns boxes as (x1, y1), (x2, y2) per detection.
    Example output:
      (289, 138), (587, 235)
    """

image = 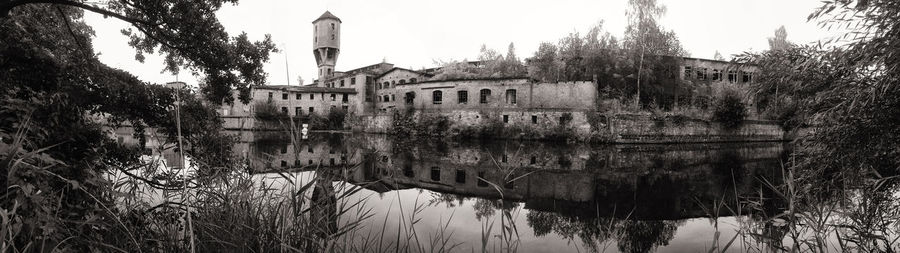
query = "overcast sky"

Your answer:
(83, 0), (841, 87)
